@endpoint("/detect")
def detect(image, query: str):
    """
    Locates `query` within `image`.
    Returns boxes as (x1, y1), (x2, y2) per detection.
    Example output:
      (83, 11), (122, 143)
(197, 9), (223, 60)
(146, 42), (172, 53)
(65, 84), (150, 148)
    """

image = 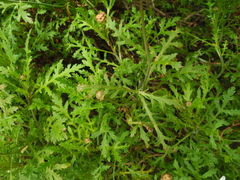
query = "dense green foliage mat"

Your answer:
(0, 0), (240, 179)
